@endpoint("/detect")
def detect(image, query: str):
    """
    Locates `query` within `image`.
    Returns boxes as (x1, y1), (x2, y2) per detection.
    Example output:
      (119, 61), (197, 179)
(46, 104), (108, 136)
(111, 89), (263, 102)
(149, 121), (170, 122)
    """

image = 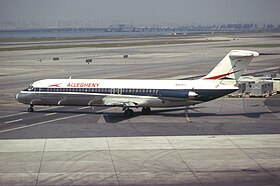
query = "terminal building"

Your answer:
(107, 24), (135, 32)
